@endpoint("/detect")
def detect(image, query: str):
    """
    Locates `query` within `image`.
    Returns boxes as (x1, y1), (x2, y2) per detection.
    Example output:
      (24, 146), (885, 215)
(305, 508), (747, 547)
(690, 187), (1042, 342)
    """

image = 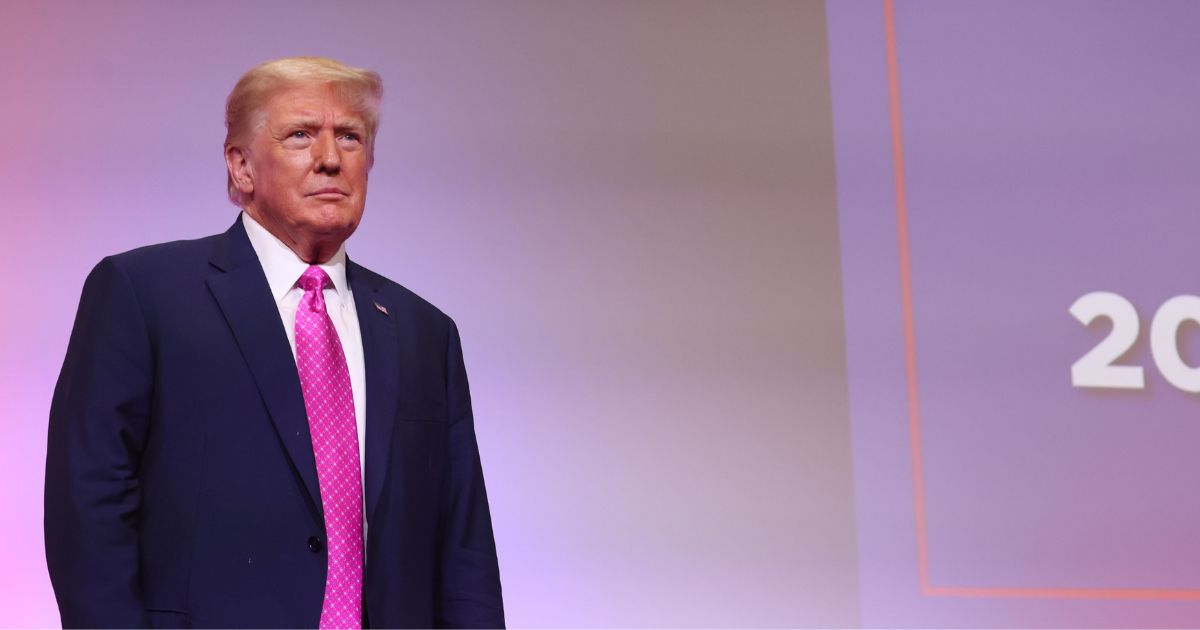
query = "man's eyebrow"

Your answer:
(335, 120), (367, 133)
(278, 117), (321, 129)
